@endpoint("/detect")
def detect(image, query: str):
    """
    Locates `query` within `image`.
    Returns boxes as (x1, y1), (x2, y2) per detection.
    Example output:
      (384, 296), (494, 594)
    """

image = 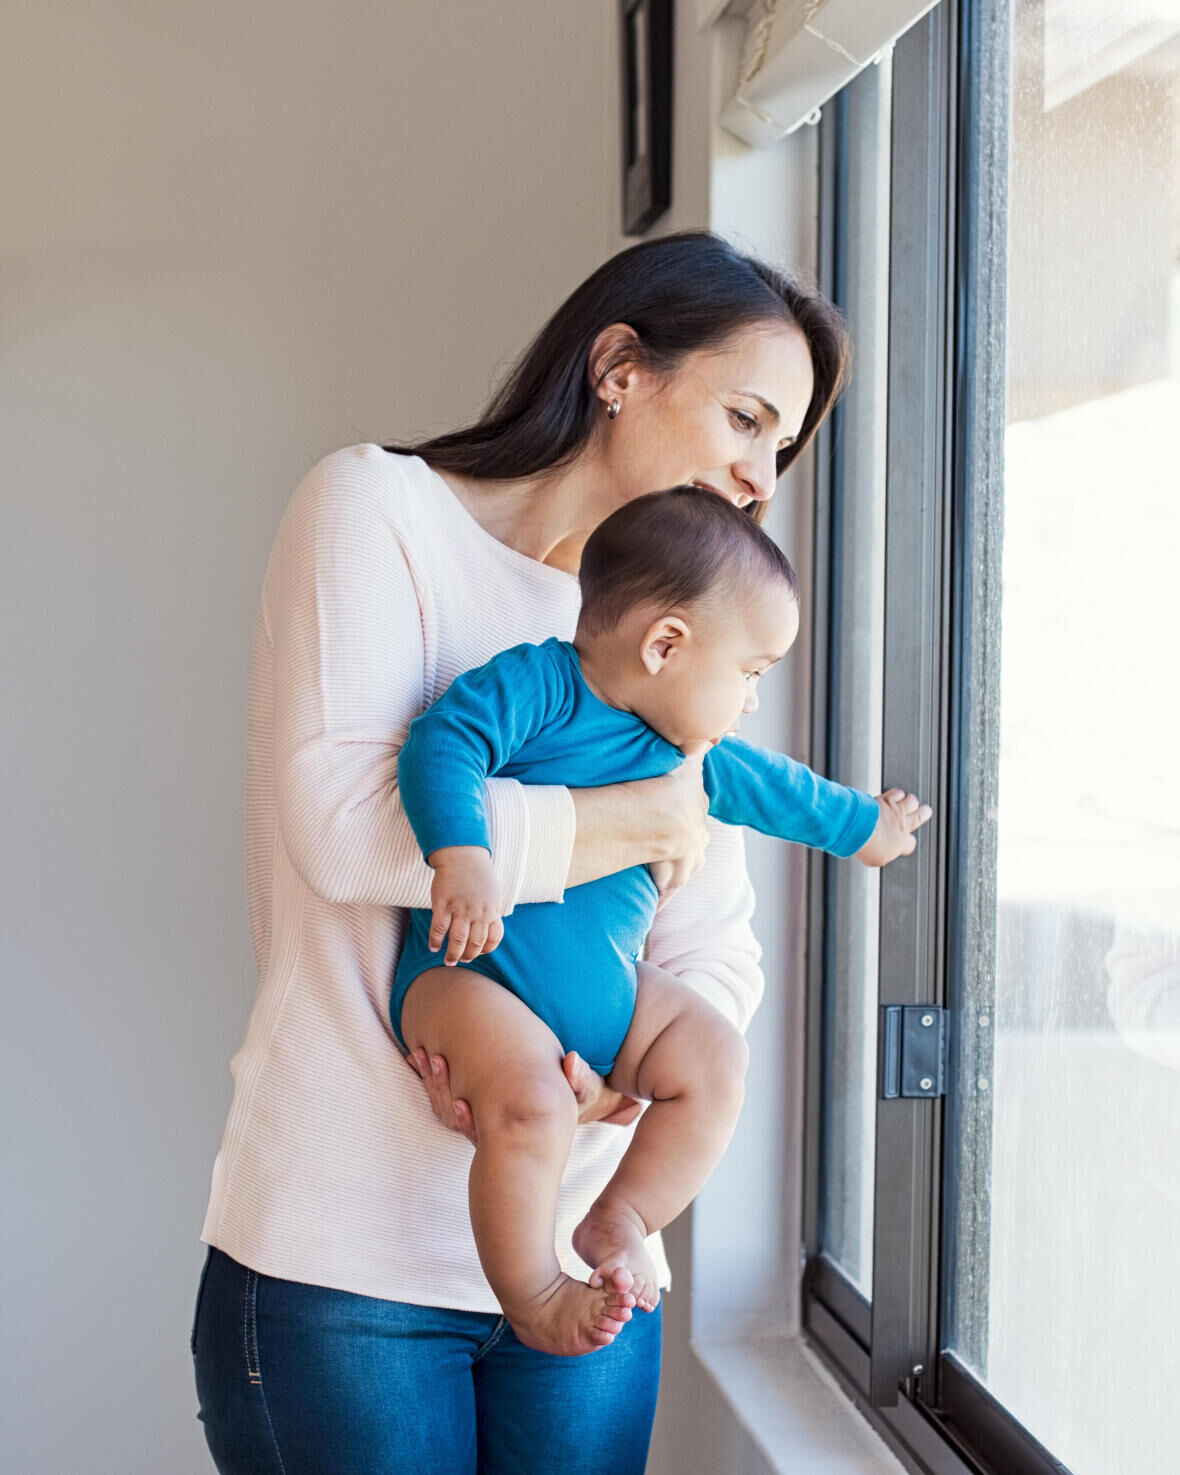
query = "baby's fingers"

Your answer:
(429, 910), (452, 954)
(444, 917), (472, 966)
(459, 920), (490, 963)
(885, 789), (934, 831)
